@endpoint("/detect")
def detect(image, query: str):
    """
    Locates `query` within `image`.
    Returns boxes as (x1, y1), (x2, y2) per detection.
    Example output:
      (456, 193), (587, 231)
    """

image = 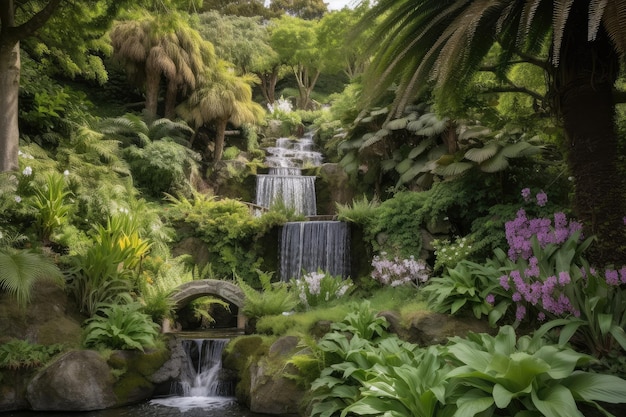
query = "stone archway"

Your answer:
(169, 279), (247, 329)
